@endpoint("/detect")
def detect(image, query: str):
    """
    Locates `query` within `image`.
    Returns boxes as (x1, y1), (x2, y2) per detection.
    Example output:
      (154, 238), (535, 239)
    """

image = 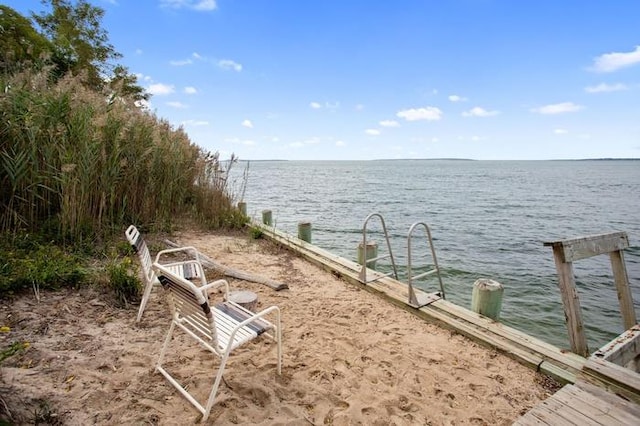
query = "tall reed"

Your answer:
(0, 69), (245, 247)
